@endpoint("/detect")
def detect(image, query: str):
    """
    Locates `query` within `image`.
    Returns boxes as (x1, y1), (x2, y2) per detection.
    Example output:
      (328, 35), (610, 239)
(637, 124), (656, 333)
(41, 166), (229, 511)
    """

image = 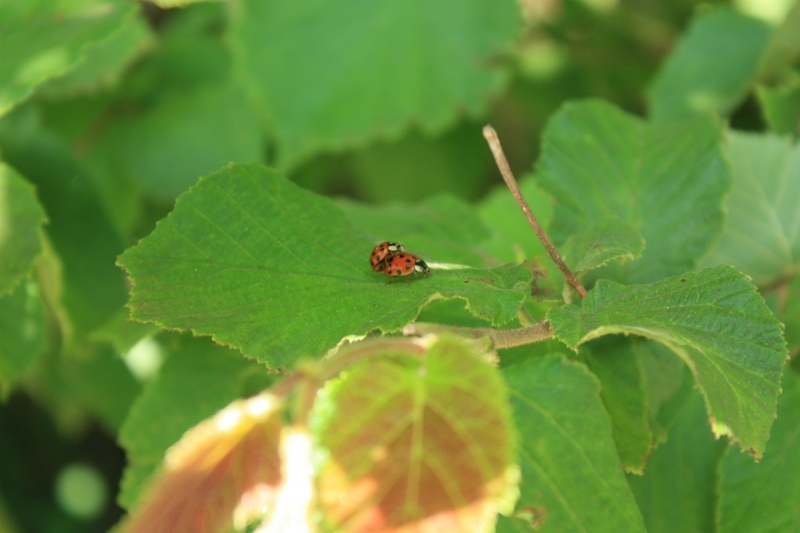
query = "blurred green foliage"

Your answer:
(1, 0), (800, 531)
